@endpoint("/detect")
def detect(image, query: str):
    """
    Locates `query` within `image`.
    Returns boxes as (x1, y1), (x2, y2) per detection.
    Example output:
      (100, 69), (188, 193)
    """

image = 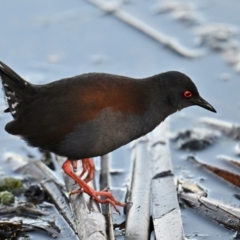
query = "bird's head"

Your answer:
(159, 71), (216, 113)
